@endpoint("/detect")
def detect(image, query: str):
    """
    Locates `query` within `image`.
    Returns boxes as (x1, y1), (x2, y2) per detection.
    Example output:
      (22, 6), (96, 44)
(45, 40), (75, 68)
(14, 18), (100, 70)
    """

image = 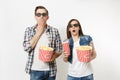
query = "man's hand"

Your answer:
(36, 18), (46, 36)
(46, 52), (62, 63)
